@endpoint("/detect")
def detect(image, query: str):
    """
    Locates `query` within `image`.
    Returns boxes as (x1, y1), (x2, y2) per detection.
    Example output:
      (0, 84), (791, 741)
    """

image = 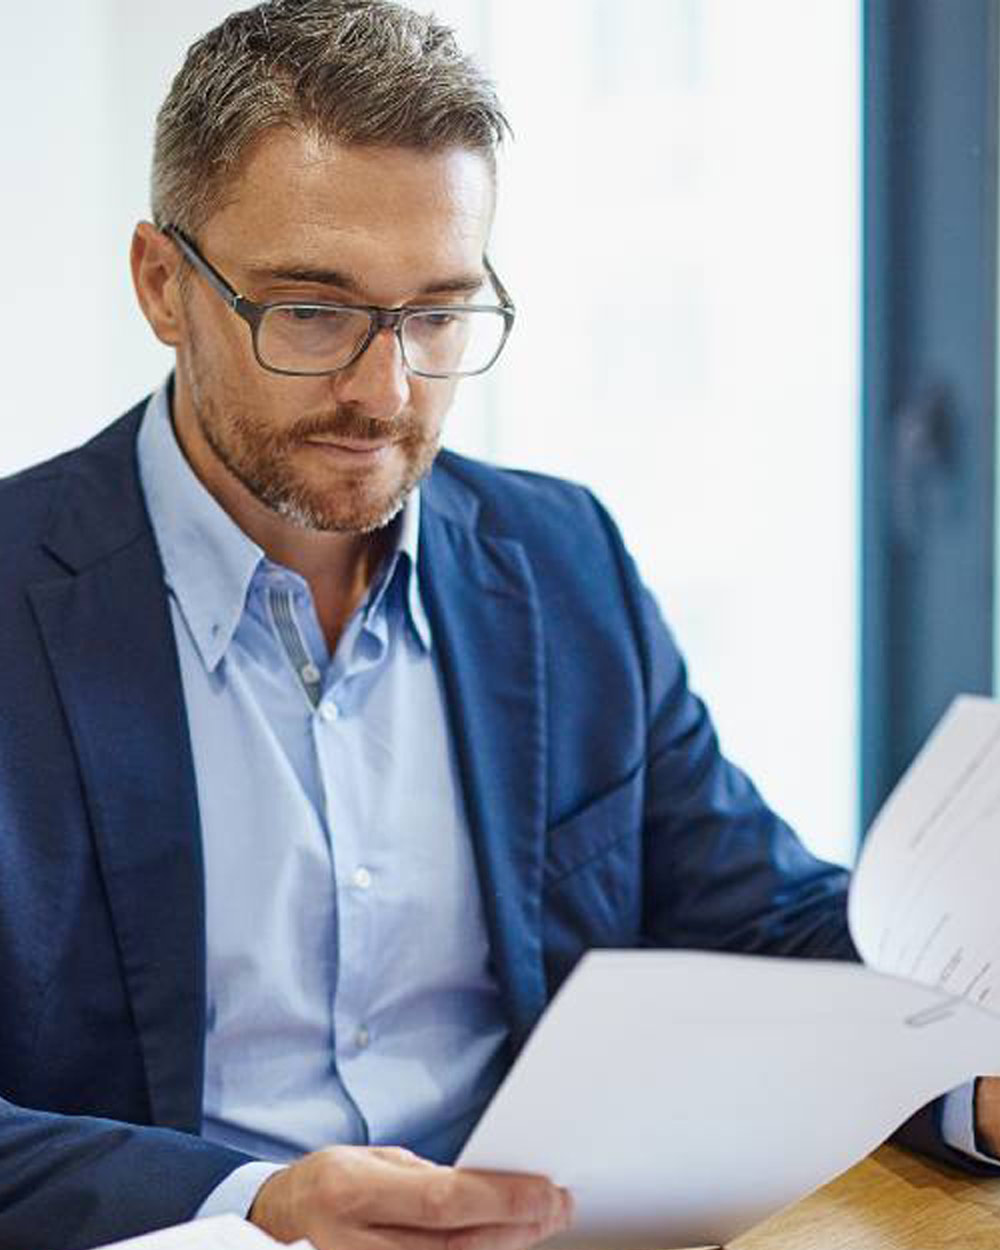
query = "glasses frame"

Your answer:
(162, 225), (516, 379)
